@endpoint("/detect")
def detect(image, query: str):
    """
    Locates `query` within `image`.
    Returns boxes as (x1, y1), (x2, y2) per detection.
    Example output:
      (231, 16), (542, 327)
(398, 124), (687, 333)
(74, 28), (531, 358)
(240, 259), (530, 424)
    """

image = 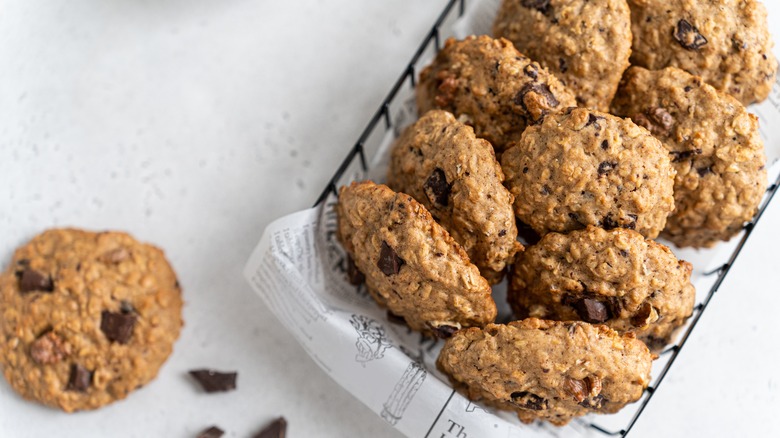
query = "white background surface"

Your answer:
(0, 1), (778, 437)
